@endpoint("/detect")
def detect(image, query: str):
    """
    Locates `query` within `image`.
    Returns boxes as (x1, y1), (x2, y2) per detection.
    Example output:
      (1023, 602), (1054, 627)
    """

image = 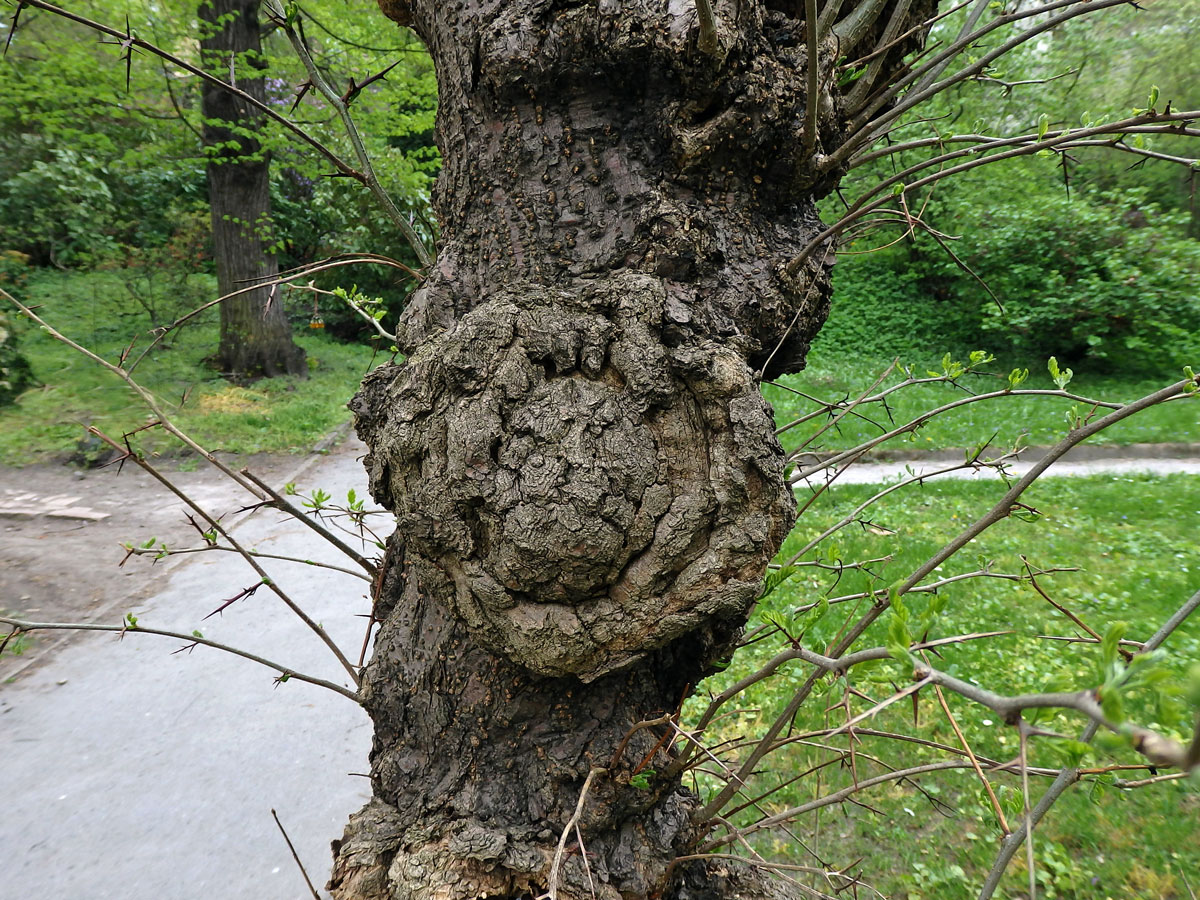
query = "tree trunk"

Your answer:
(200, 0), (306, 380)
(333, 2), (931, 897)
